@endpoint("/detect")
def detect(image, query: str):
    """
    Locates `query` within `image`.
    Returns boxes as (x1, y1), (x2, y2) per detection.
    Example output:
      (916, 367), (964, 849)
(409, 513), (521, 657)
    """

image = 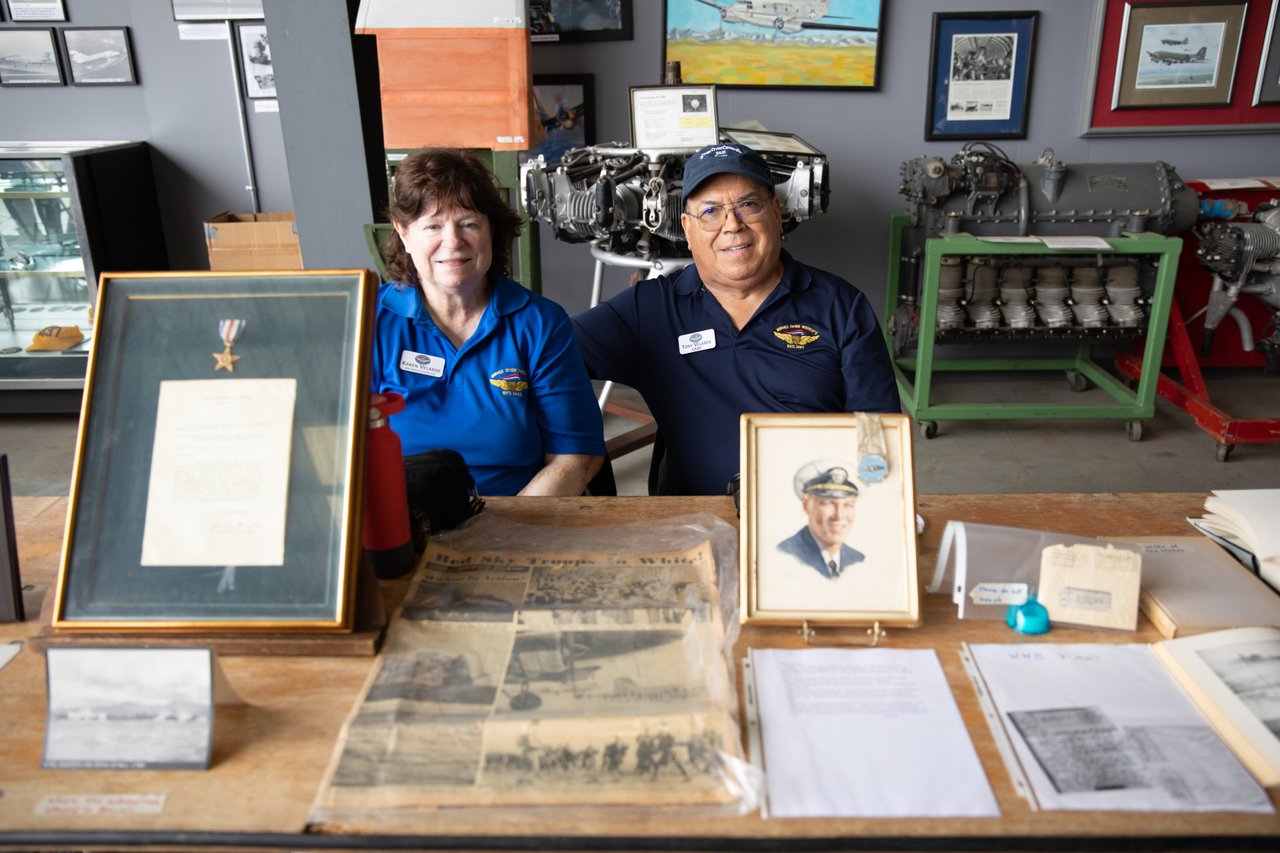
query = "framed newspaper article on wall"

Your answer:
(739, 412), (919, 631)
(52, 271), (375, 633)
